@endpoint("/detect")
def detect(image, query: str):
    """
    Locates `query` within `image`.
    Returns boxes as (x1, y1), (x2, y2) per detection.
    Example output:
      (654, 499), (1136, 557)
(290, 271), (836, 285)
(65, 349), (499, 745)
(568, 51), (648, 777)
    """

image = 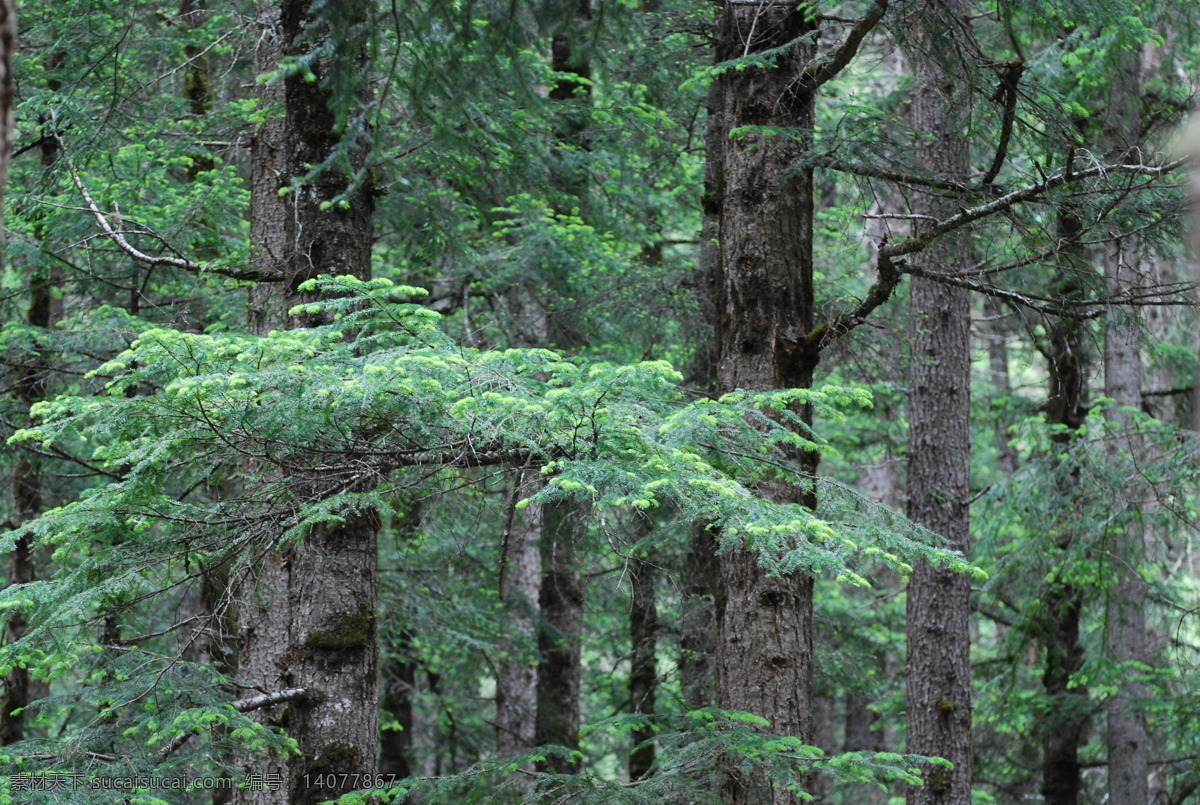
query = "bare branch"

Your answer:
(881, 156), (1191, 262)
(53, 128), (284, 283)
(158, 688), (308, 757)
